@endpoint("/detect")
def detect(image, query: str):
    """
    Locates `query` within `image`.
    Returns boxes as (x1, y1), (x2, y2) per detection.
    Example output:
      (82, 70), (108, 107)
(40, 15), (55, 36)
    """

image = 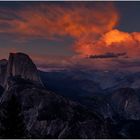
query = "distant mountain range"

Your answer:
(39, 62), (140, 138)
(40, 68), (140, 92)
